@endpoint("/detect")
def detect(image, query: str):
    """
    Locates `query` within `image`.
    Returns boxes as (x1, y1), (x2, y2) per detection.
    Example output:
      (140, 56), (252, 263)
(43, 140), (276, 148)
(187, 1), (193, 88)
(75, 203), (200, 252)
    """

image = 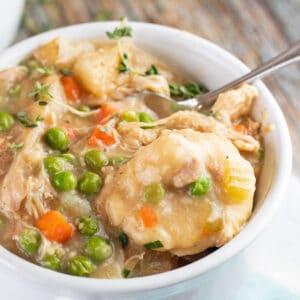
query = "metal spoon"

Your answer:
(142, 41), (300, 118)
